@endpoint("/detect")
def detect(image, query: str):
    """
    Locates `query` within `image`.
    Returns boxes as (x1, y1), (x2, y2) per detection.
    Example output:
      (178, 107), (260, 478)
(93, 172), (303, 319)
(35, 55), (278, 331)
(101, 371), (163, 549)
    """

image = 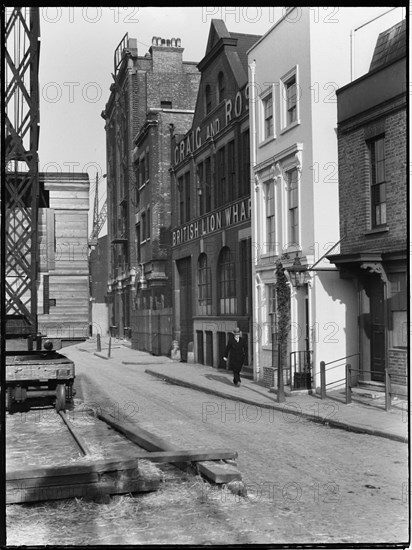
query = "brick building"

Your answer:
(329, 19), (407, 391)
(170, 20), (261, 367)
(101, 35), (200, 352)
